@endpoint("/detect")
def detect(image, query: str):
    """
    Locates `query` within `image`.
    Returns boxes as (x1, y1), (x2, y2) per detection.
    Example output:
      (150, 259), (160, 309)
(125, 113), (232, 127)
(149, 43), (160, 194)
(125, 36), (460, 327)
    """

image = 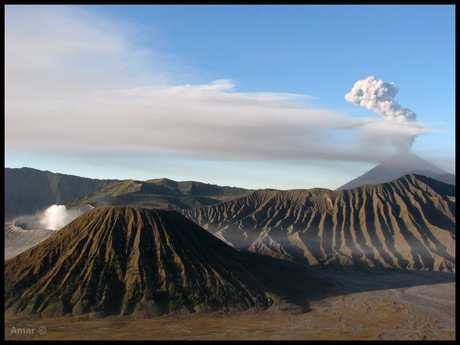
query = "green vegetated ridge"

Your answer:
(4, 167), (118, 221)
(183, 174), (456, 272)
(5, 206), (313, 319)
(64, 178), (250, 211)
